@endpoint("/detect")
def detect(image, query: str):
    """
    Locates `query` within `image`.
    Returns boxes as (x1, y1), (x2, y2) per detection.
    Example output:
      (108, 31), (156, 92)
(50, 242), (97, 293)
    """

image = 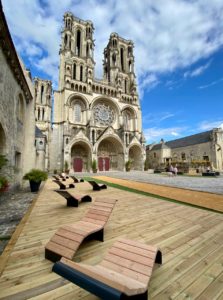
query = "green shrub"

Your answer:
(0, 176), (9, 192)
(91, 159), (97, 171)
(23, 169), (48, 182)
